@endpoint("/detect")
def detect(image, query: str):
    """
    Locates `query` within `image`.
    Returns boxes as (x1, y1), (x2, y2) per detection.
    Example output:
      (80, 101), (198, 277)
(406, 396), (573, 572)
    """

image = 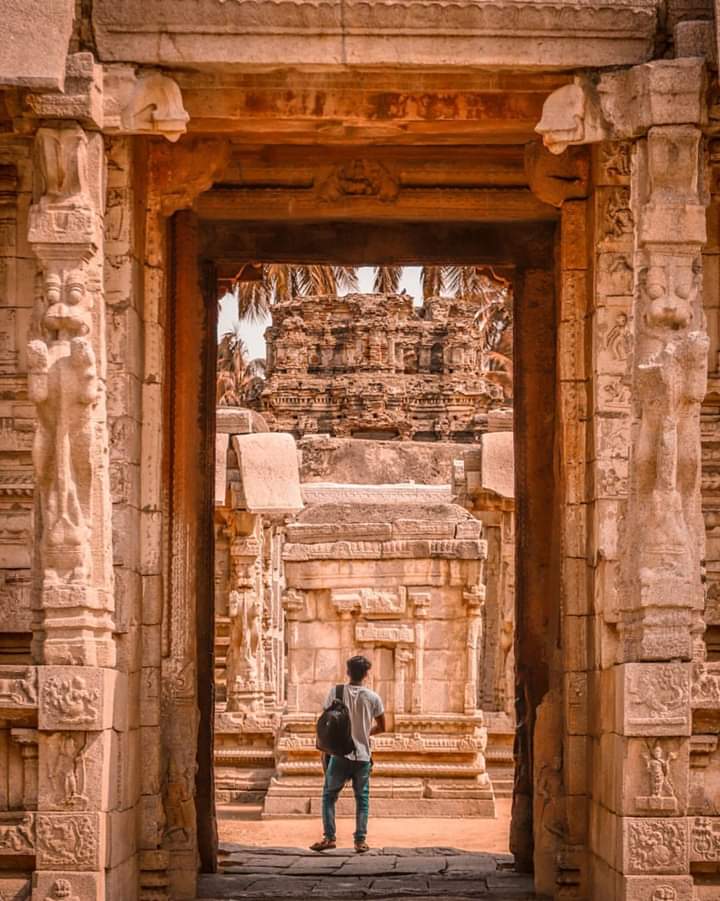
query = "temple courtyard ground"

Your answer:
(216, 798), (513, 853)
(197, 800), (536, 899)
